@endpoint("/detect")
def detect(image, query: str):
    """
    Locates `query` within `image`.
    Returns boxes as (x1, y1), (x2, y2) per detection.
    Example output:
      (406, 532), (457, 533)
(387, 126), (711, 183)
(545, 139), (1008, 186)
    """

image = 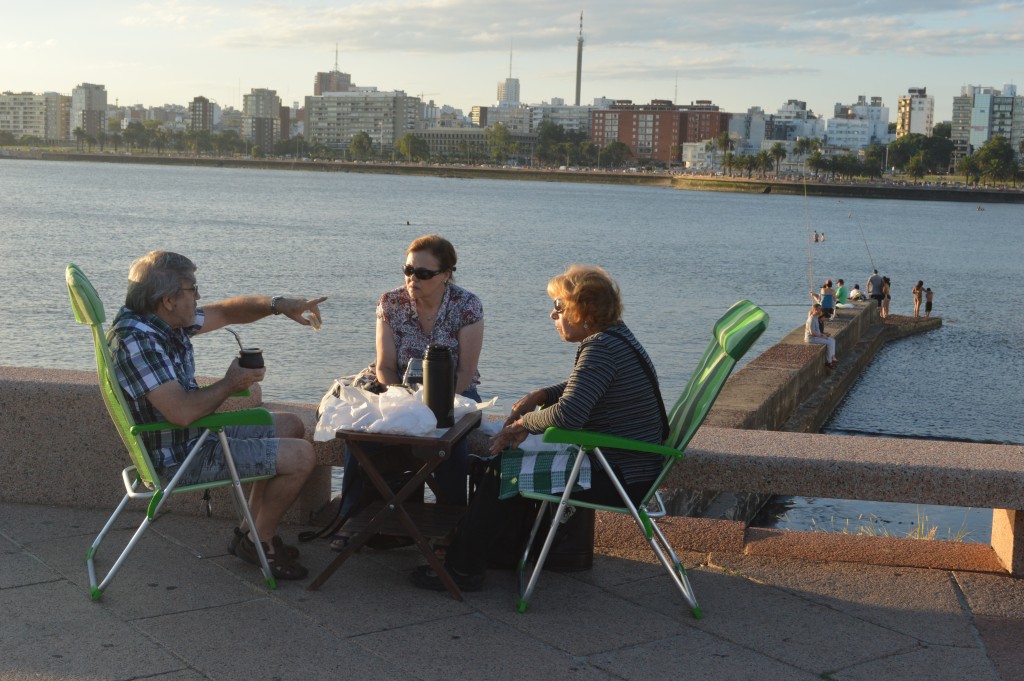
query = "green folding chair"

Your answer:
(66, 263), (278, 600)
(515, 300), (769, 618)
